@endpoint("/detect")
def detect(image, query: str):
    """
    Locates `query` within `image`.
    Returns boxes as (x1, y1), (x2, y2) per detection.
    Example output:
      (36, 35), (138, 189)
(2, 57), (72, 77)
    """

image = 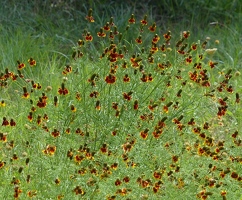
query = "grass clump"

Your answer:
(0, 6), (241, 200)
